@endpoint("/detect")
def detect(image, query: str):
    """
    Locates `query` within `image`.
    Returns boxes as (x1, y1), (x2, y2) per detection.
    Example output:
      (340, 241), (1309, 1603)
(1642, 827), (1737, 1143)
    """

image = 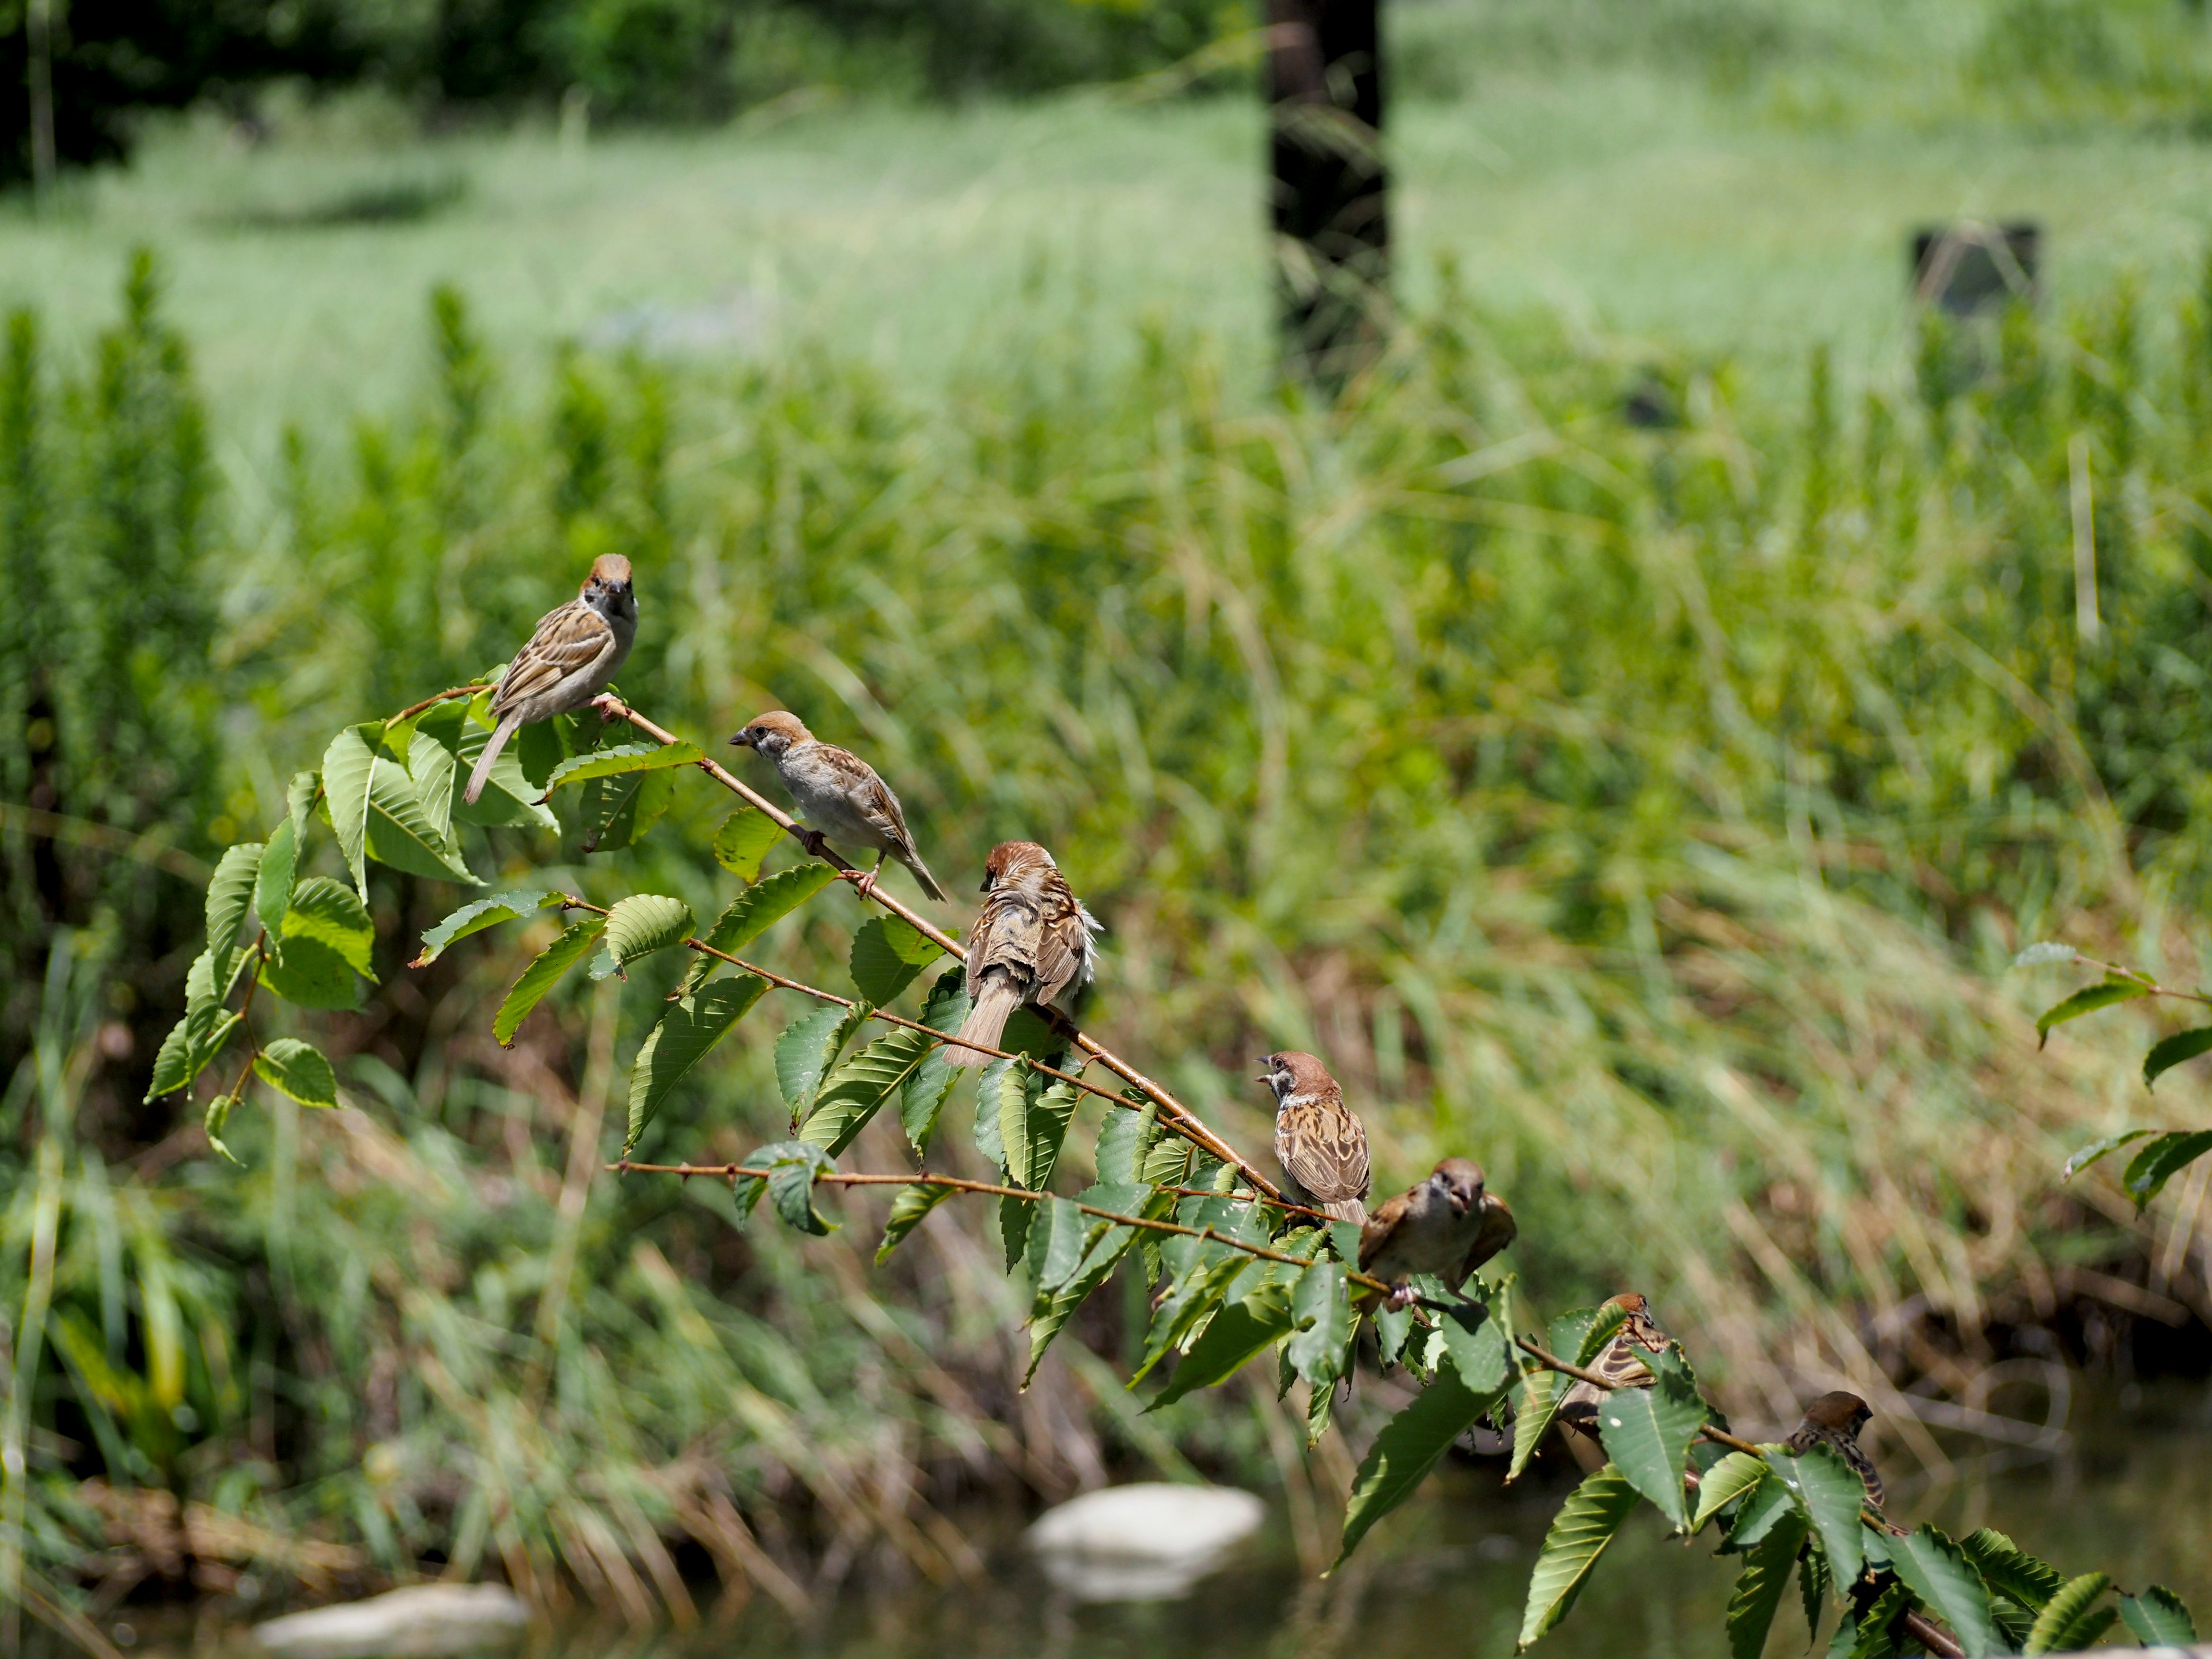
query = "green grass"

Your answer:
(10, 2), (2212, 452)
